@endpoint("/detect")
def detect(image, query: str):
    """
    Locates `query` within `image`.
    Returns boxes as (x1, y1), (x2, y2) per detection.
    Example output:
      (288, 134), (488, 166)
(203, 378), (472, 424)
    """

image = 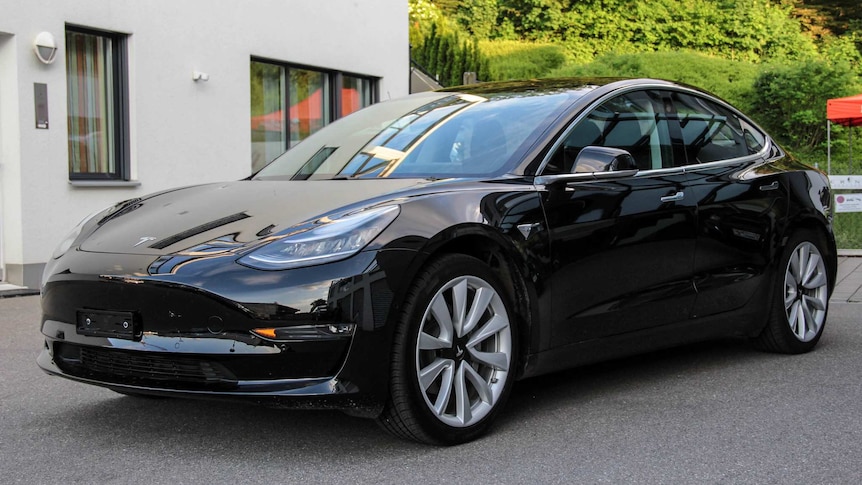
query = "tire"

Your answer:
(377, 254), (518, 445)
(753, 230), (831, 354)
